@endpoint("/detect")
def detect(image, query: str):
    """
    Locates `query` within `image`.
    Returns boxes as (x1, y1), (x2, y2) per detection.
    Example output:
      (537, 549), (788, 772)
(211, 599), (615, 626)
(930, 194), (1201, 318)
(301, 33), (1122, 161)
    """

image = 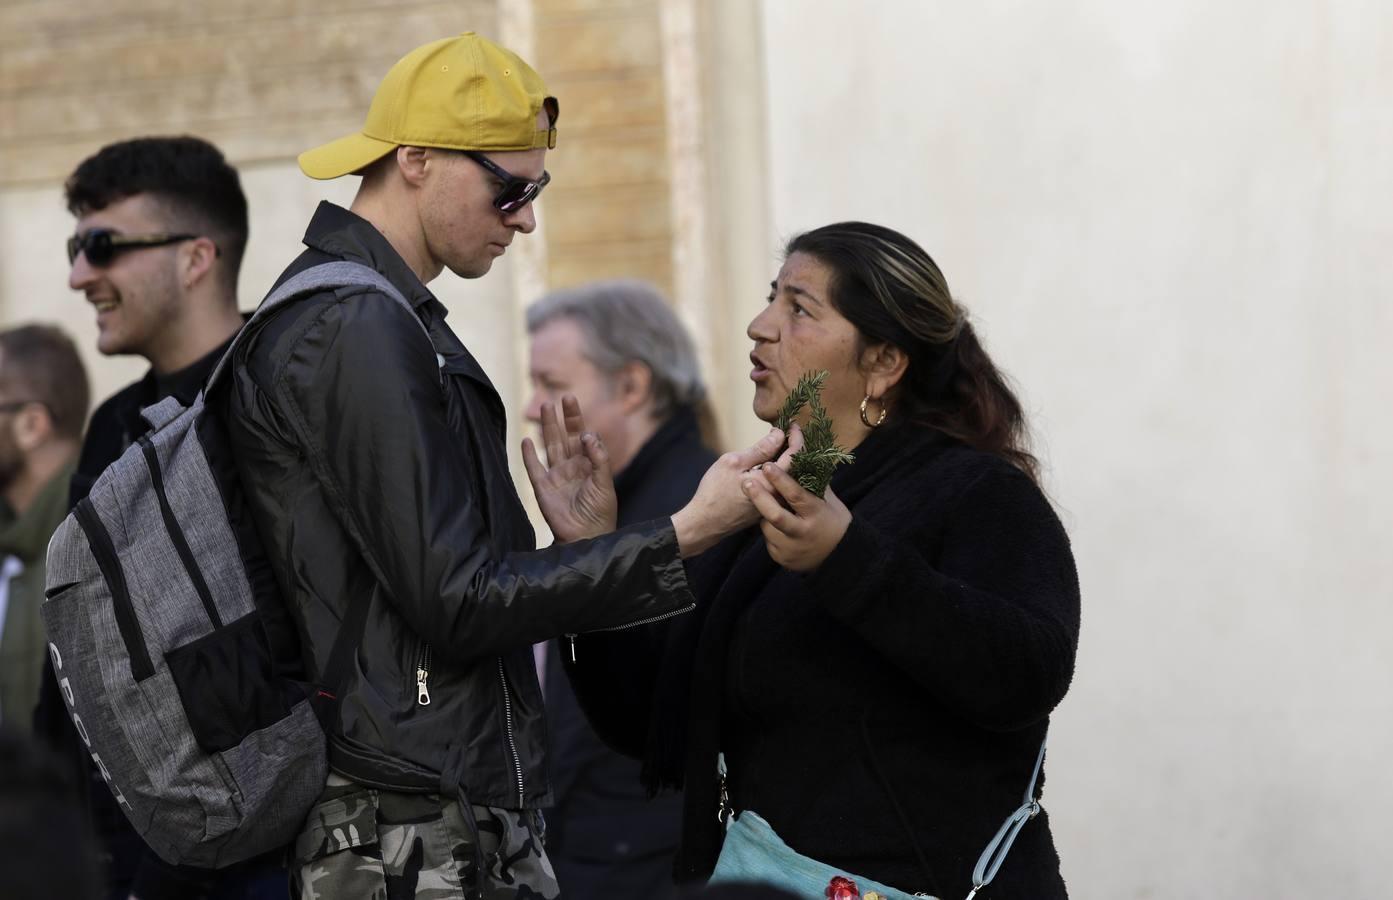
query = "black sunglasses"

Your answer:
(66, 228), (202, 267)
(462, 152), (551, 213)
